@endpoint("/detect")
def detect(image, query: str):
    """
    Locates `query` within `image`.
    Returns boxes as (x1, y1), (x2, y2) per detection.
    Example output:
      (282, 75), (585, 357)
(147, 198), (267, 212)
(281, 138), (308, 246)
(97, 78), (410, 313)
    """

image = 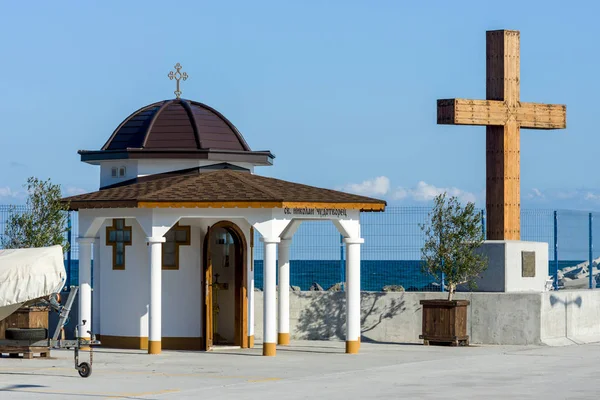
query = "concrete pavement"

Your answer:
(0, 340), (598, 399)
